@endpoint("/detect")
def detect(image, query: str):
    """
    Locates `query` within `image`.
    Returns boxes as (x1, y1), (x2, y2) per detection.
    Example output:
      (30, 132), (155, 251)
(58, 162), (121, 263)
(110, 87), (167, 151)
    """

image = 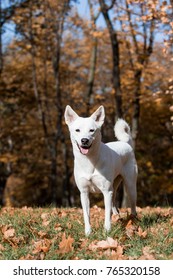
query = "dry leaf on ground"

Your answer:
(0, 244), (5, 251)
(32, 239), (51, 254)
(58, 233), (74, 254)
(3, 228), (15, 240)
(89, 237), (118, 251)
(138, 246), (156, 260)
(104, 245), (127, 260)
(136, 226), (148, 238)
